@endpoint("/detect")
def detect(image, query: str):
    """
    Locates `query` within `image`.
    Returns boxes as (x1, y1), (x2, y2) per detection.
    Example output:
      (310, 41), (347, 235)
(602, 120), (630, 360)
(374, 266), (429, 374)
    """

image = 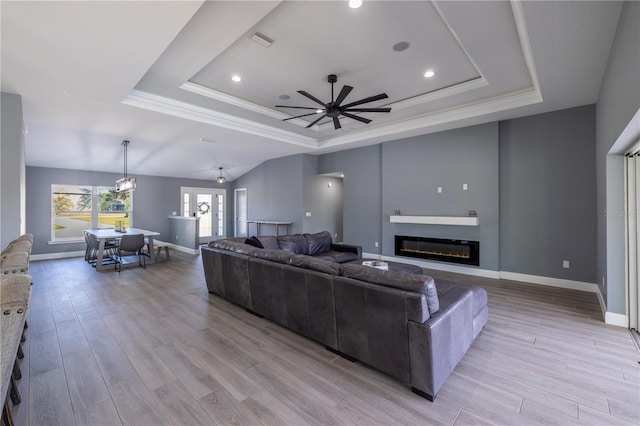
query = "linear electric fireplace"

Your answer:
(395, 235), (480, 266)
